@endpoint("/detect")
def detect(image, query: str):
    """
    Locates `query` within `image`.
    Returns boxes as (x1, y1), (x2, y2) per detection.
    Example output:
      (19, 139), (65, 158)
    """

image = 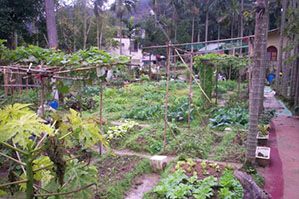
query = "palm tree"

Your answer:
(239, 0), (244, 55)
(203, 0), (221, 49)
(168, 0), (184, 42)
(228, 0), (240, 38)
(122, 16), (140, 55)
(277, 0), (288, 95)
(111, 0), (137, 55)
(247, 0), (269, 163)
(45, 0), (58, 48)
(94, 0), (107, 49)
